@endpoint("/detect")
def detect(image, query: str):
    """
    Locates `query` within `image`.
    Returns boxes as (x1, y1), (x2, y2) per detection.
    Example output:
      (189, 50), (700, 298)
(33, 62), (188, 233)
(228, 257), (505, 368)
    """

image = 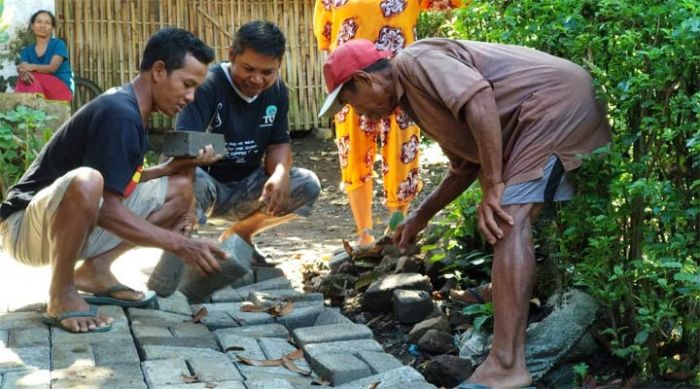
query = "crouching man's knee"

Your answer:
(288, 168), (321, 217)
